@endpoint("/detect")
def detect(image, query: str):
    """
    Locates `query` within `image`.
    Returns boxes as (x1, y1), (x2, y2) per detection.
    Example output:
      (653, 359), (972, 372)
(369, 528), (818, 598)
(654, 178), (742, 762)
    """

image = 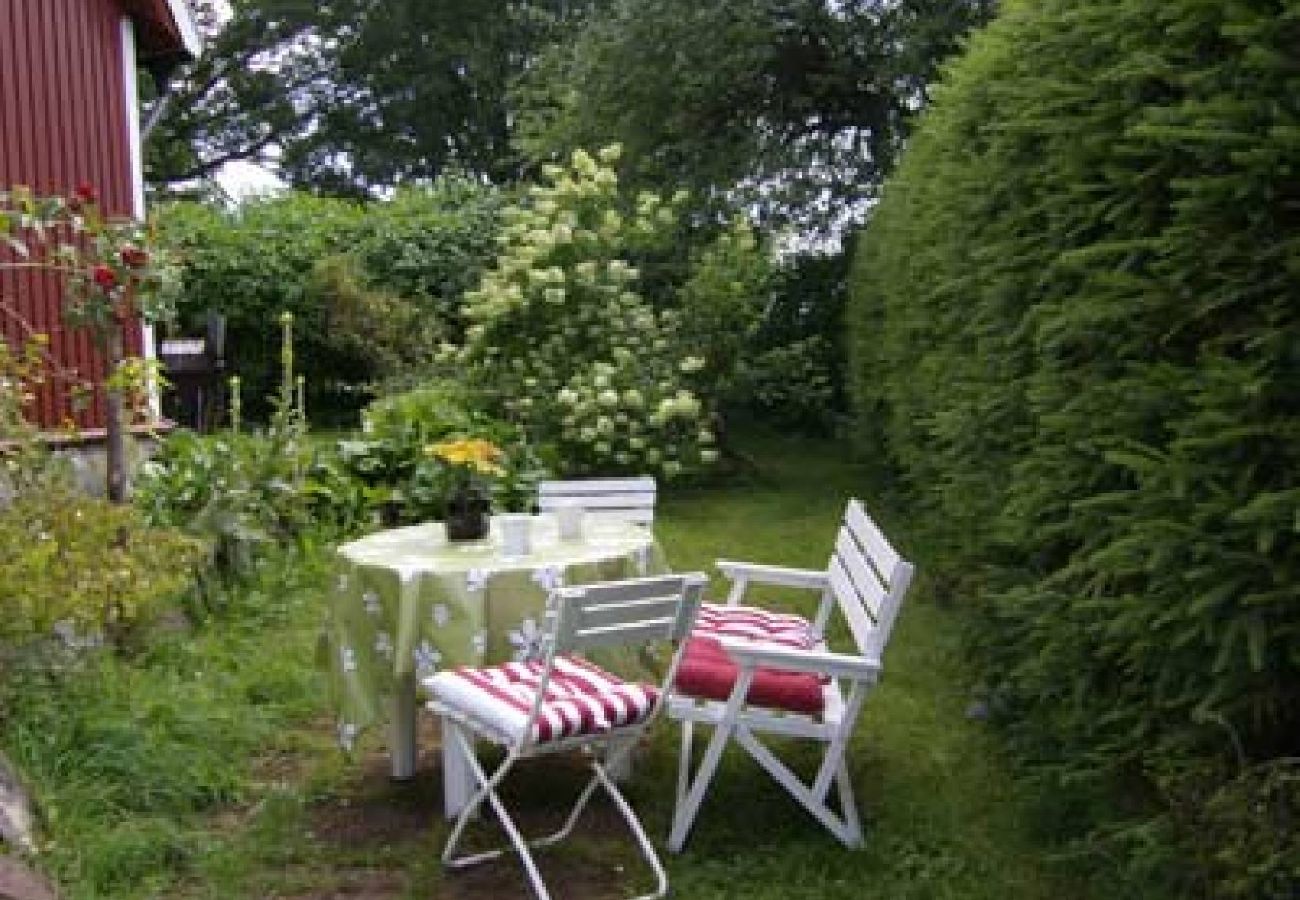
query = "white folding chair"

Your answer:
(537, 476), (657, 527)
(425, 572), (707, 900)
(666, 498), (914, 851)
